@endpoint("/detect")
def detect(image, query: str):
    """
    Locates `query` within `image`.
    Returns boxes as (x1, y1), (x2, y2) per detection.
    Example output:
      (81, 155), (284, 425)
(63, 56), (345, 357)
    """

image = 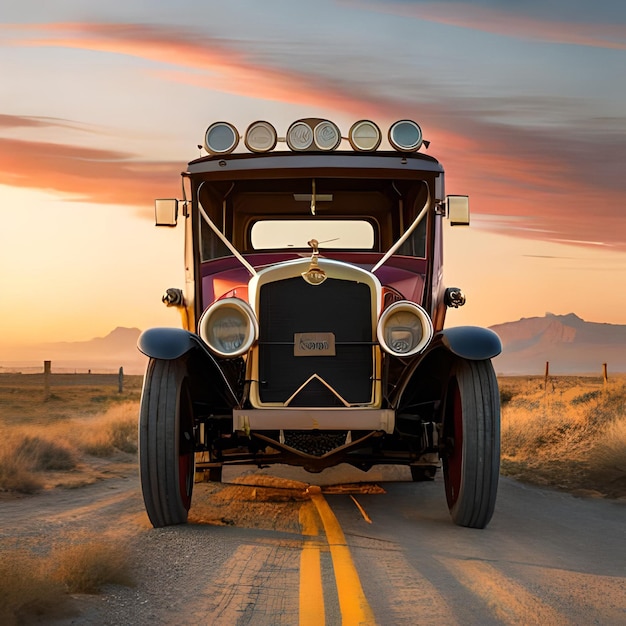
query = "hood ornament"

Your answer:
(302, 239), (327, 285)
